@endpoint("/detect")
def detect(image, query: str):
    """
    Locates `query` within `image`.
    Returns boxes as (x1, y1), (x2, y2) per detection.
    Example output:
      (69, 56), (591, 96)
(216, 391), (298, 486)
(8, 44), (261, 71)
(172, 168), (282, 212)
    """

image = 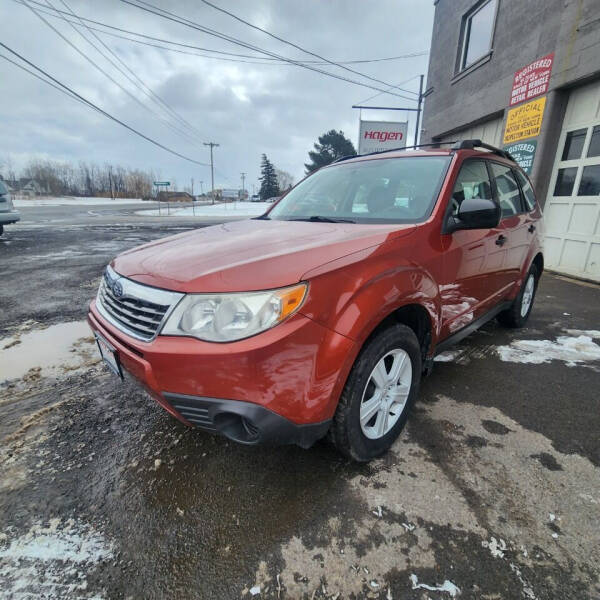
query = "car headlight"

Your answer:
(161, 283), (307, 342)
